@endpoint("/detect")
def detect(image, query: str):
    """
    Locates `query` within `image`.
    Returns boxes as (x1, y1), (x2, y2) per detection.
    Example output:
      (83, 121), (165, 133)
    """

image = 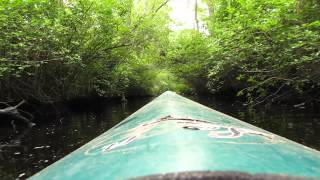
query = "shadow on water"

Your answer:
(190, 95), (320, 150)
(0, 95), (319, 179)
(0, 97), (153, 179)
